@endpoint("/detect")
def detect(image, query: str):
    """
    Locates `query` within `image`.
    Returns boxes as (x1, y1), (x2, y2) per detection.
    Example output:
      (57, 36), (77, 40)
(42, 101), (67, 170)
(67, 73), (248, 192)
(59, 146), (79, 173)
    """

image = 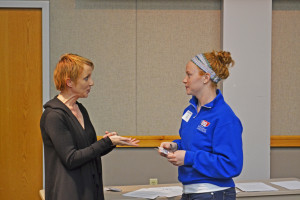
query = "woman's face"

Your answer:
(70, 64), (94, 98)
(183, 61), (205, 96)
